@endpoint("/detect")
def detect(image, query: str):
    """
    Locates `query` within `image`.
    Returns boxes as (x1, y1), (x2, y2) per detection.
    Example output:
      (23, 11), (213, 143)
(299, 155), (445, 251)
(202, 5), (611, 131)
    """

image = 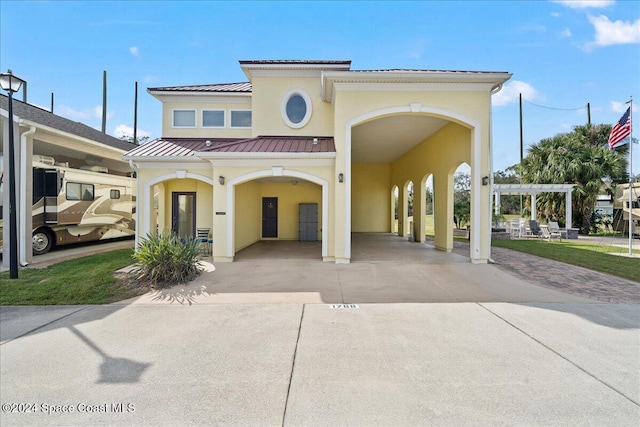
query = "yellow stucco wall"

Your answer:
(351, 163), (391, 232)
(161, 100), (253, 139)
(162, 178), (214, 233)
(259, 182), (322, 240)
(250, 76), (334, 136)
(235, 181), (261, 250)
